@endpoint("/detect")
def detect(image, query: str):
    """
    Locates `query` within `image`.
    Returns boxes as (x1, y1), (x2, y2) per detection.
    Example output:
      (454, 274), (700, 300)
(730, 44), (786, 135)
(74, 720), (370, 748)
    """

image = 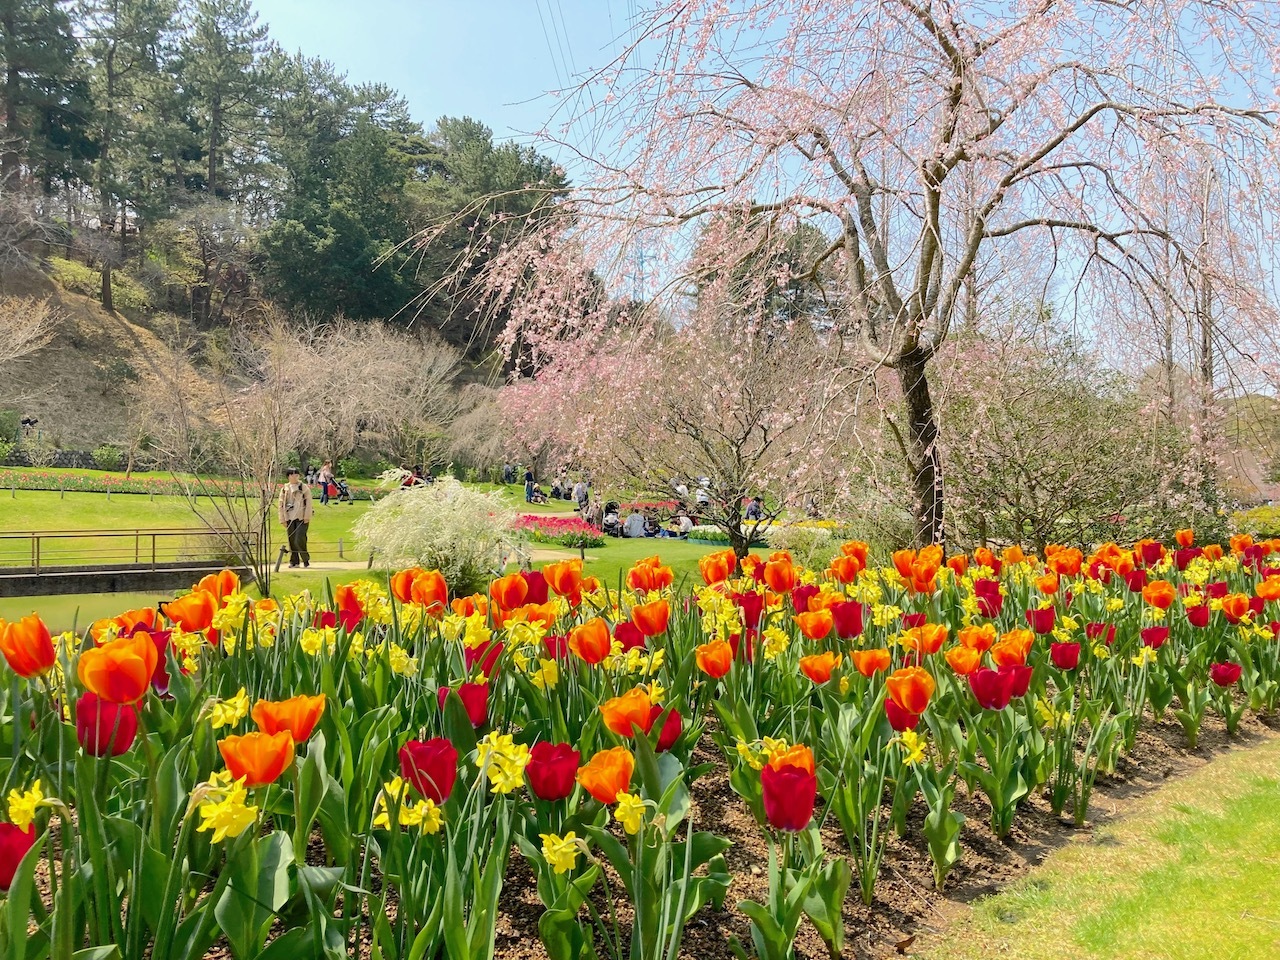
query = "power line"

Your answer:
(533, 0), (565, 88)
